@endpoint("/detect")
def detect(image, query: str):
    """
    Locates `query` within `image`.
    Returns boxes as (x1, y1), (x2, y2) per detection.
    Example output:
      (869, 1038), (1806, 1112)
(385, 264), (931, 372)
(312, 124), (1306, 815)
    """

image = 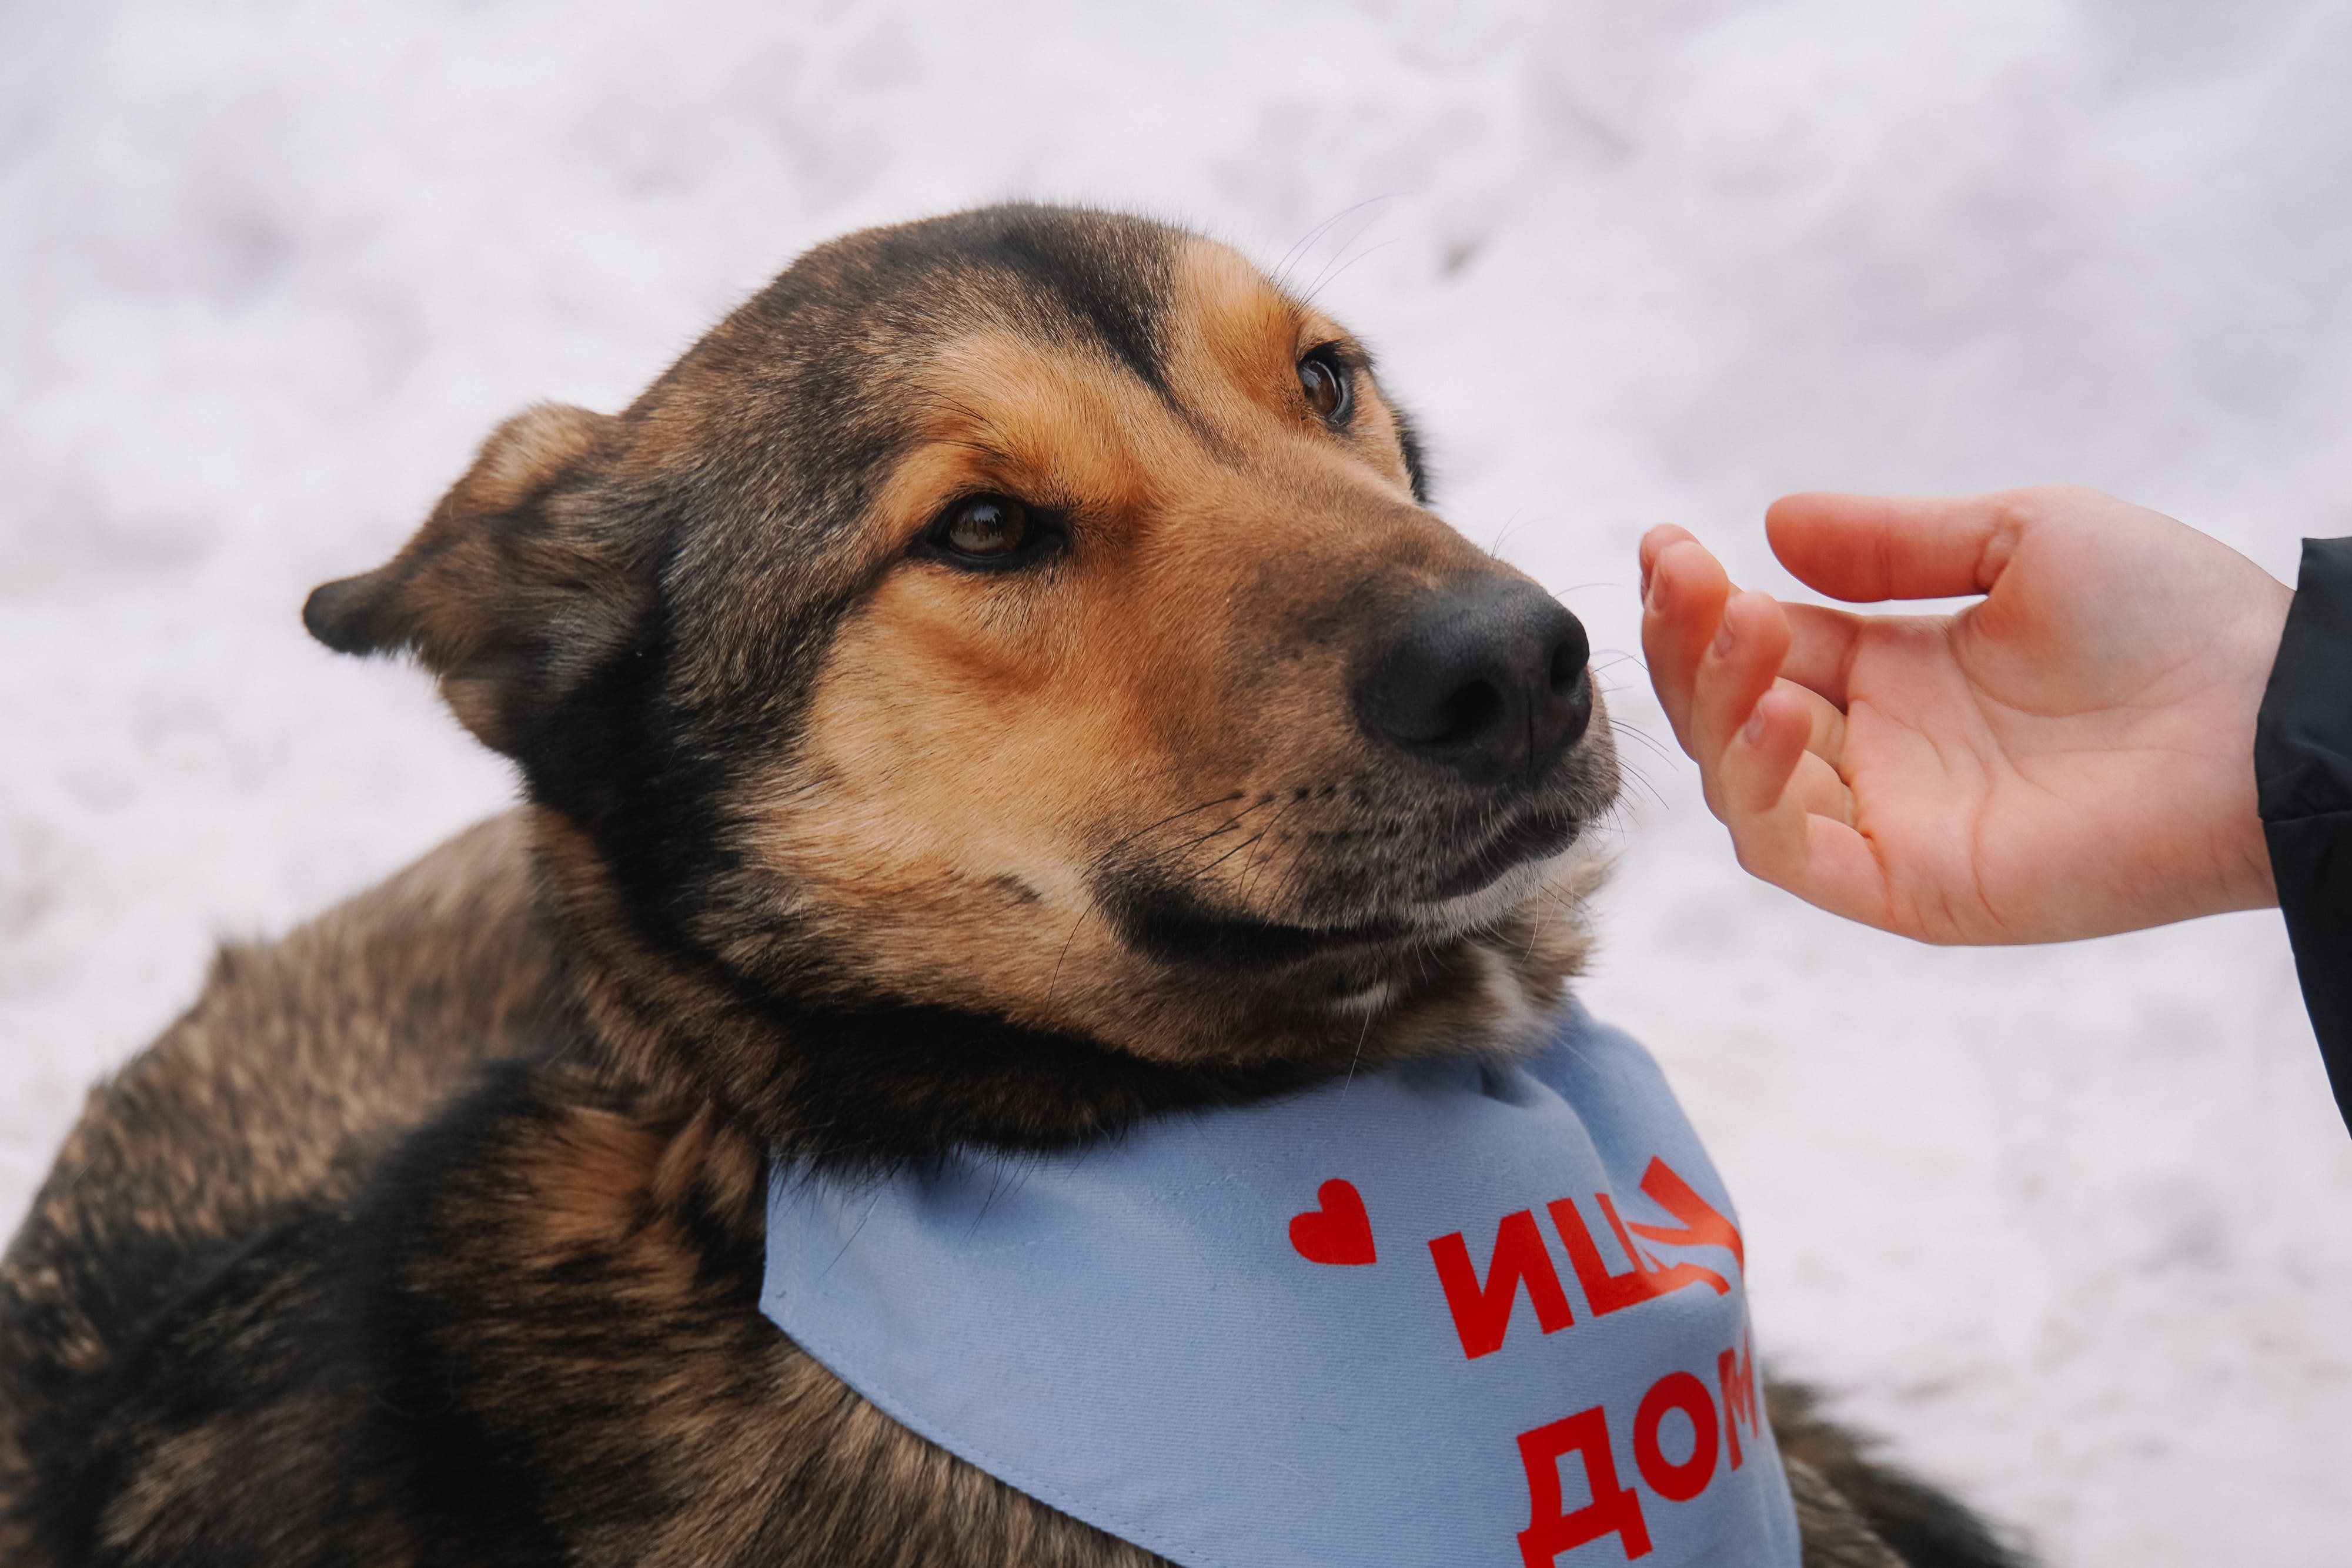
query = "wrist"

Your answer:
(2254, 540), (2352, 841)
(2217, 573), (2295, 914)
